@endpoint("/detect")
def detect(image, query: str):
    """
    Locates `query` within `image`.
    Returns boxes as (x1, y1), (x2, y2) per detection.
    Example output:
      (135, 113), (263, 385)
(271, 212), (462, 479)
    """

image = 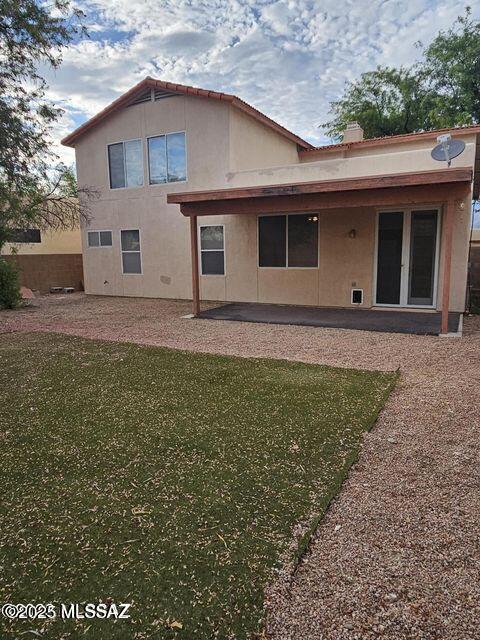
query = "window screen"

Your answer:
(258, 214), (319, 268)
(99, 231), (112, 246)
(108, 140), (143, 189)
(288, 214), (318, 267)
(200, 225), (224, 275)
(108, 142), (126, 189)
(258, 215), (286, 267)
